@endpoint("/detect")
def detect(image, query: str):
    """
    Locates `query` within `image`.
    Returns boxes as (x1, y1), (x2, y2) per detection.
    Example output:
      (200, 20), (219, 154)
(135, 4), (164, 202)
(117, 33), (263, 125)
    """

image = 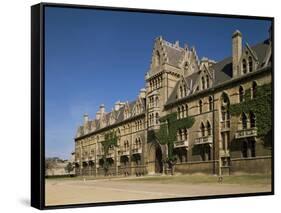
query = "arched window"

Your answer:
(151, 113), (154, 125)
(179, 129), (183, 141)
(155, 96), (159, 107)
(200, 122), (205, 137)
(206, 75), (210, 88)
(249, 111), (256, 128)
(182, 105), (185, 118)
(183, 84), (187, 96)
(155, 113), (159, 124)
(242, 59), (247, 74)
(248, 56), (253, 72)
(201, 77), (205, 90)
(252, 81), (257, 99)
(199, 99), (203, 114)
(206, 121), (211, 136)
(184, 128), (188, 140)
(209, 96), (213, 111)
(185, 104), (189, 116)
(239, 86), (244, 103)
(179, 86), (183, 98)
(242, 112), (247, 129)
(177, 107), (181, 119)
